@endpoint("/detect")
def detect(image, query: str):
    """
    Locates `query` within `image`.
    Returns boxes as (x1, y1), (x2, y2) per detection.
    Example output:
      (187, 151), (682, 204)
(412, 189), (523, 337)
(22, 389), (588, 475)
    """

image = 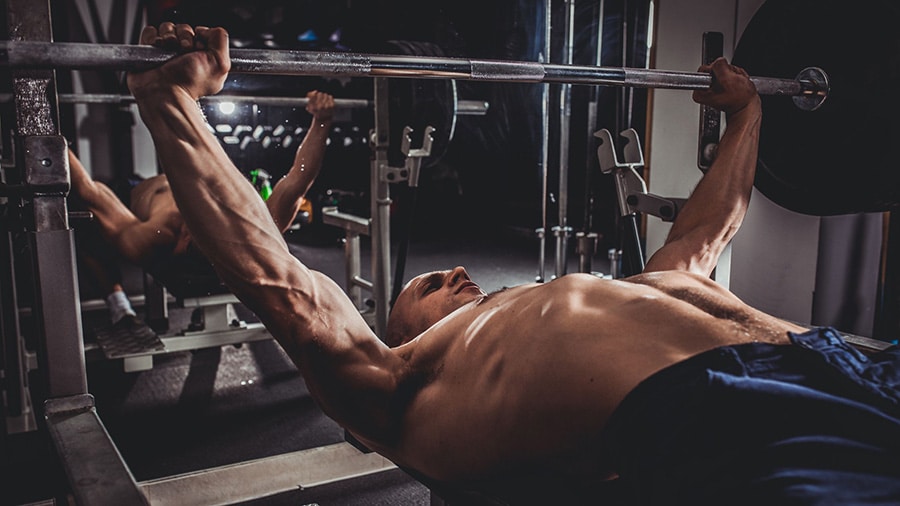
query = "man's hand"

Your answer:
(127, 23), (231, 101)
(692, 57), (760, 118)
(306, 90), (335, 123)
